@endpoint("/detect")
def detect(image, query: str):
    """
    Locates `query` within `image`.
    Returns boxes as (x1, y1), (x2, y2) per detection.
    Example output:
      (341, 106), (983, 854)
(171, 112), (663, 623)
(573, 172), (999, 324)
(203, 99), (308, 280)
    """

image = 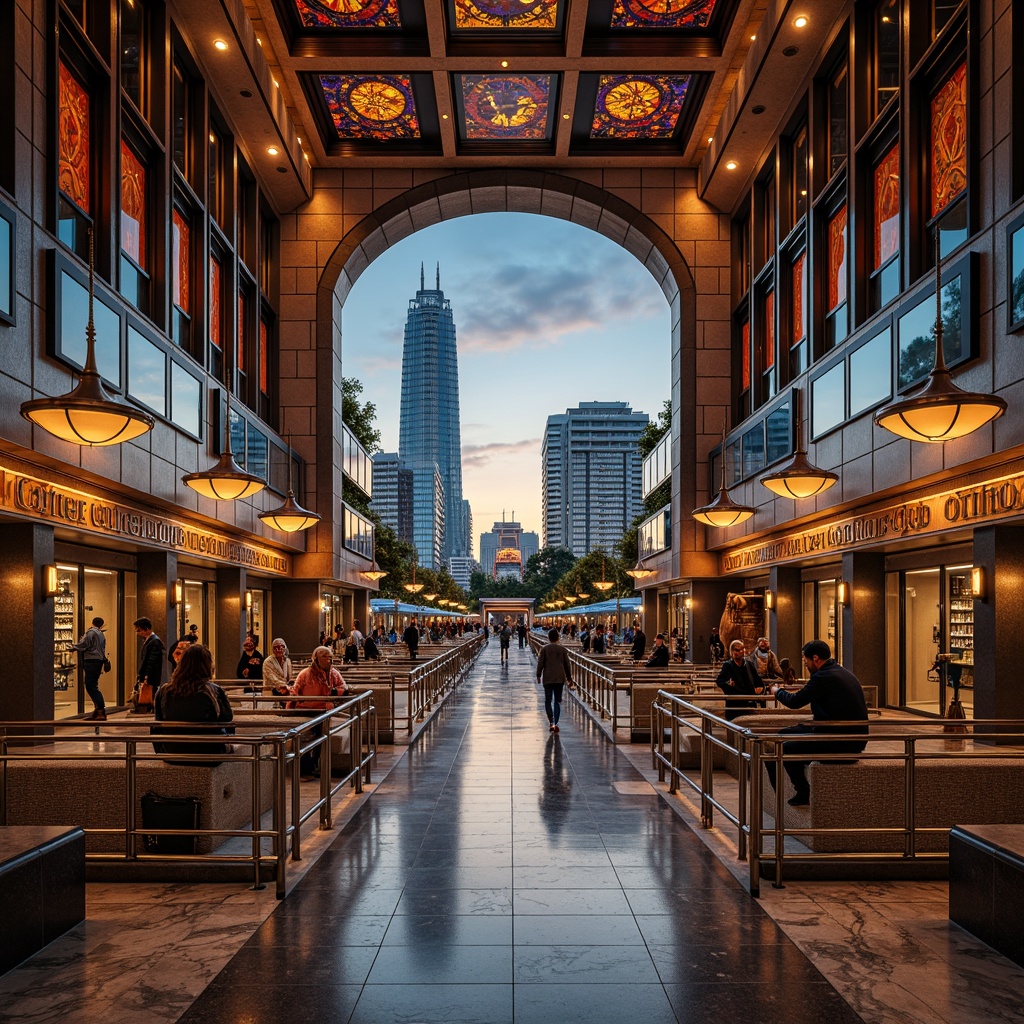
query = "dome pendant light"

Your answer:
(593, 554), (614, 592)
(761, 389), (838, 499)
(183, 391), (265, 500)
(874, 230), (1006, 442)
(21, 230), (155, 445)
(692, 427), (756, 528)
(258, 440), (321, 532)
